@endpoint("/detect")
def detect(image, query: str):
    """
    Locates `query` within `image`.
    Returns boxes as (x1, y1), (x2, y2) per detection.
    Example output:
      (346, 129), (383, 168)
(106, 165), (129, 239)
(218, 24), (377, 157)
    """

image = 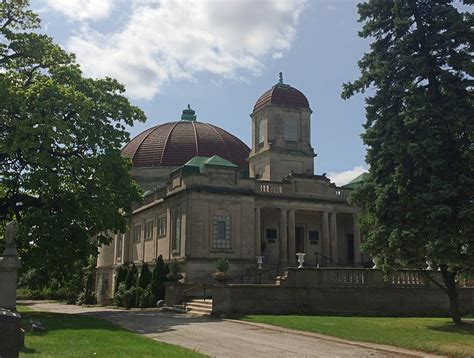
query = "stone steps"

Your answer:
(185, 299), (213, 316)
